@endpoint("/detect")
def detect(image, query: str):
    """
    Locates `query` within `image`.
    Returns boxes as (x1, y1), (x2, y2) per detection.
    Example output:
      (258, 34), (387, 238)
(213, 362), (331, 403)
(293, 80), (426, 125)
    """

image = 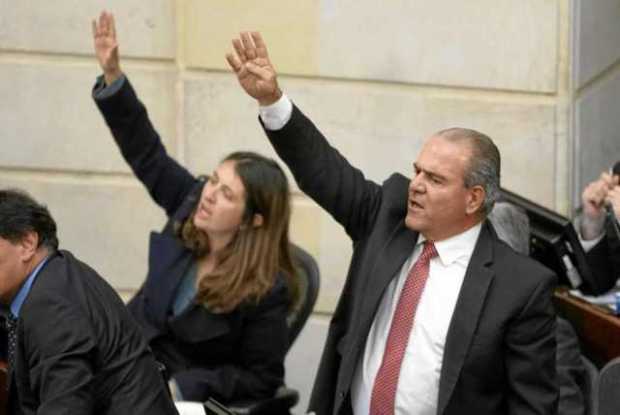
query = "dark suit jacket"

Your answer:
(263, 105), (558, 415)
(583, 216), (620, 293)
(93, 76), (289, 403)
(126, 233), (289, 403)
(11, 250), (177, 415)
(556, 318), (586, 415)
